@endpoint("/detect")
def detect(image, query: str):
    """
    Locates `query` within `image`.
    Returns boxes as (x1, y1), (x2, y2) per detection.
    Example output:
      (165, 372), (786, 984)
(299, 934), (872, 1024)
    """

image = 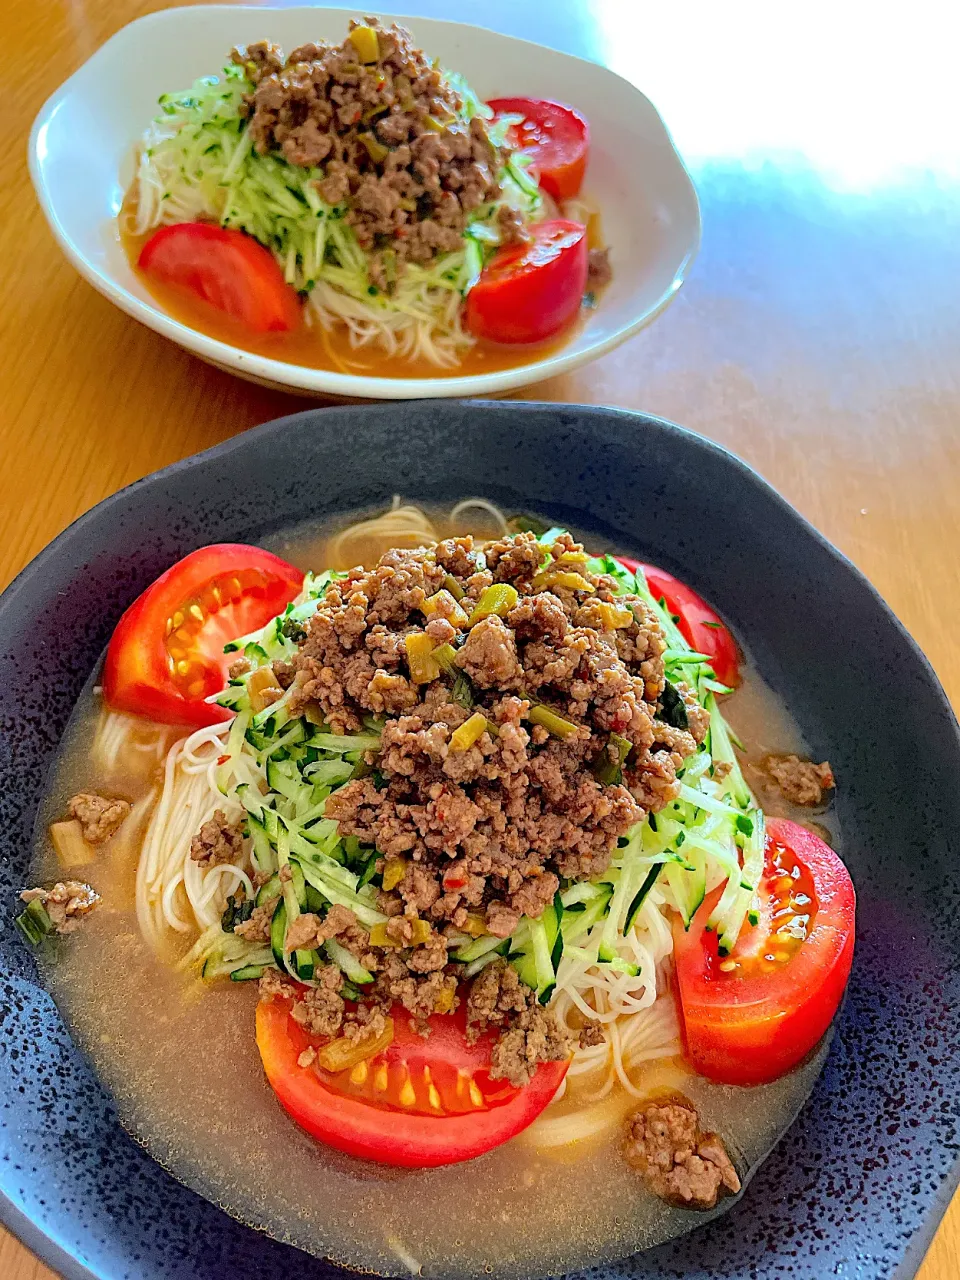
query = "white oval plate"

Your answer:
(29, 5), (700, 400)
